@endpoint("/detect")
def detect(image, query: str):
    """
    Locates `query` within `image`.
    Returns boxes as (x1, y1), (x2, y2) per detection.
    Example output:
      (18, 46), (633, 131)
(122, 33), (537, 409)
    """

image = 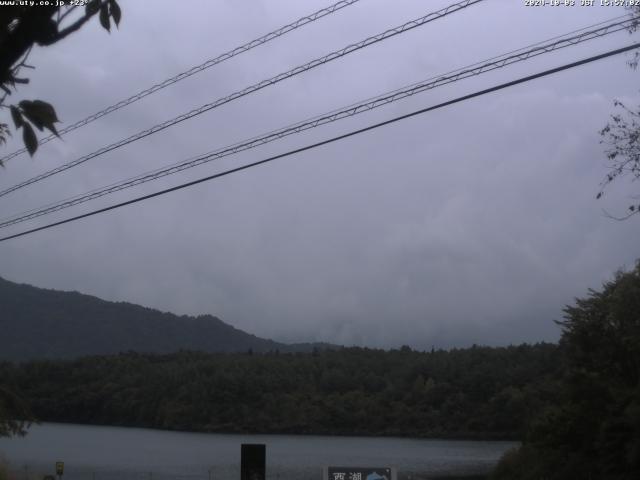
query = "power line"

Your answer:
(0, 0), (484, 199)
(0, 0), (364, 164)
(0, 15), (635, 229)
(1, 41), (638, 244)
(1, 14), (633, 226)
